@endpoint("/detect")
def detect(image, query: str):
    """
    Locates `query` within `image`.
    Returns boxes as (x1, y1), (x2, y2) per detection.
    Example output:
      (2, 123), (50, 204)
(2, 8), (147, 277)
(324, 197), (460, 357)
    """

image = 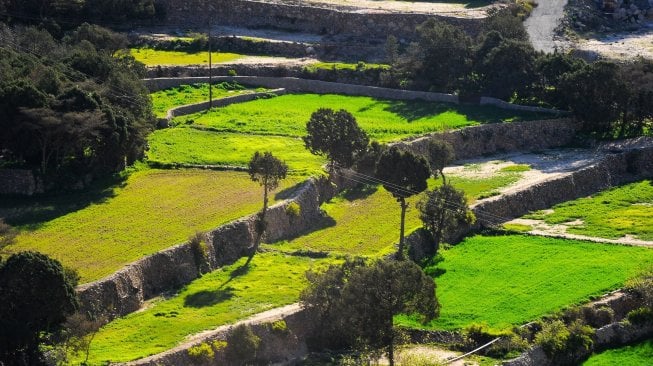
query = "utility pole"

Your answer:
(208, 16), (213, 109)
